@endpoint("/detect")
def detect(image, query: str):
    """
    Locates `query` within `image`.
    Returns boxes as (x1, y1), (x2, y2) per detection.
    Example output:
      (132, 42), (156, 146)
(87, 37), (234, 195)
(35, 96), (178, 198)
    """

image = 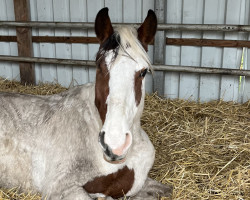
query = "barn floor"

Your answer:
(0, 78), (249, 200)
